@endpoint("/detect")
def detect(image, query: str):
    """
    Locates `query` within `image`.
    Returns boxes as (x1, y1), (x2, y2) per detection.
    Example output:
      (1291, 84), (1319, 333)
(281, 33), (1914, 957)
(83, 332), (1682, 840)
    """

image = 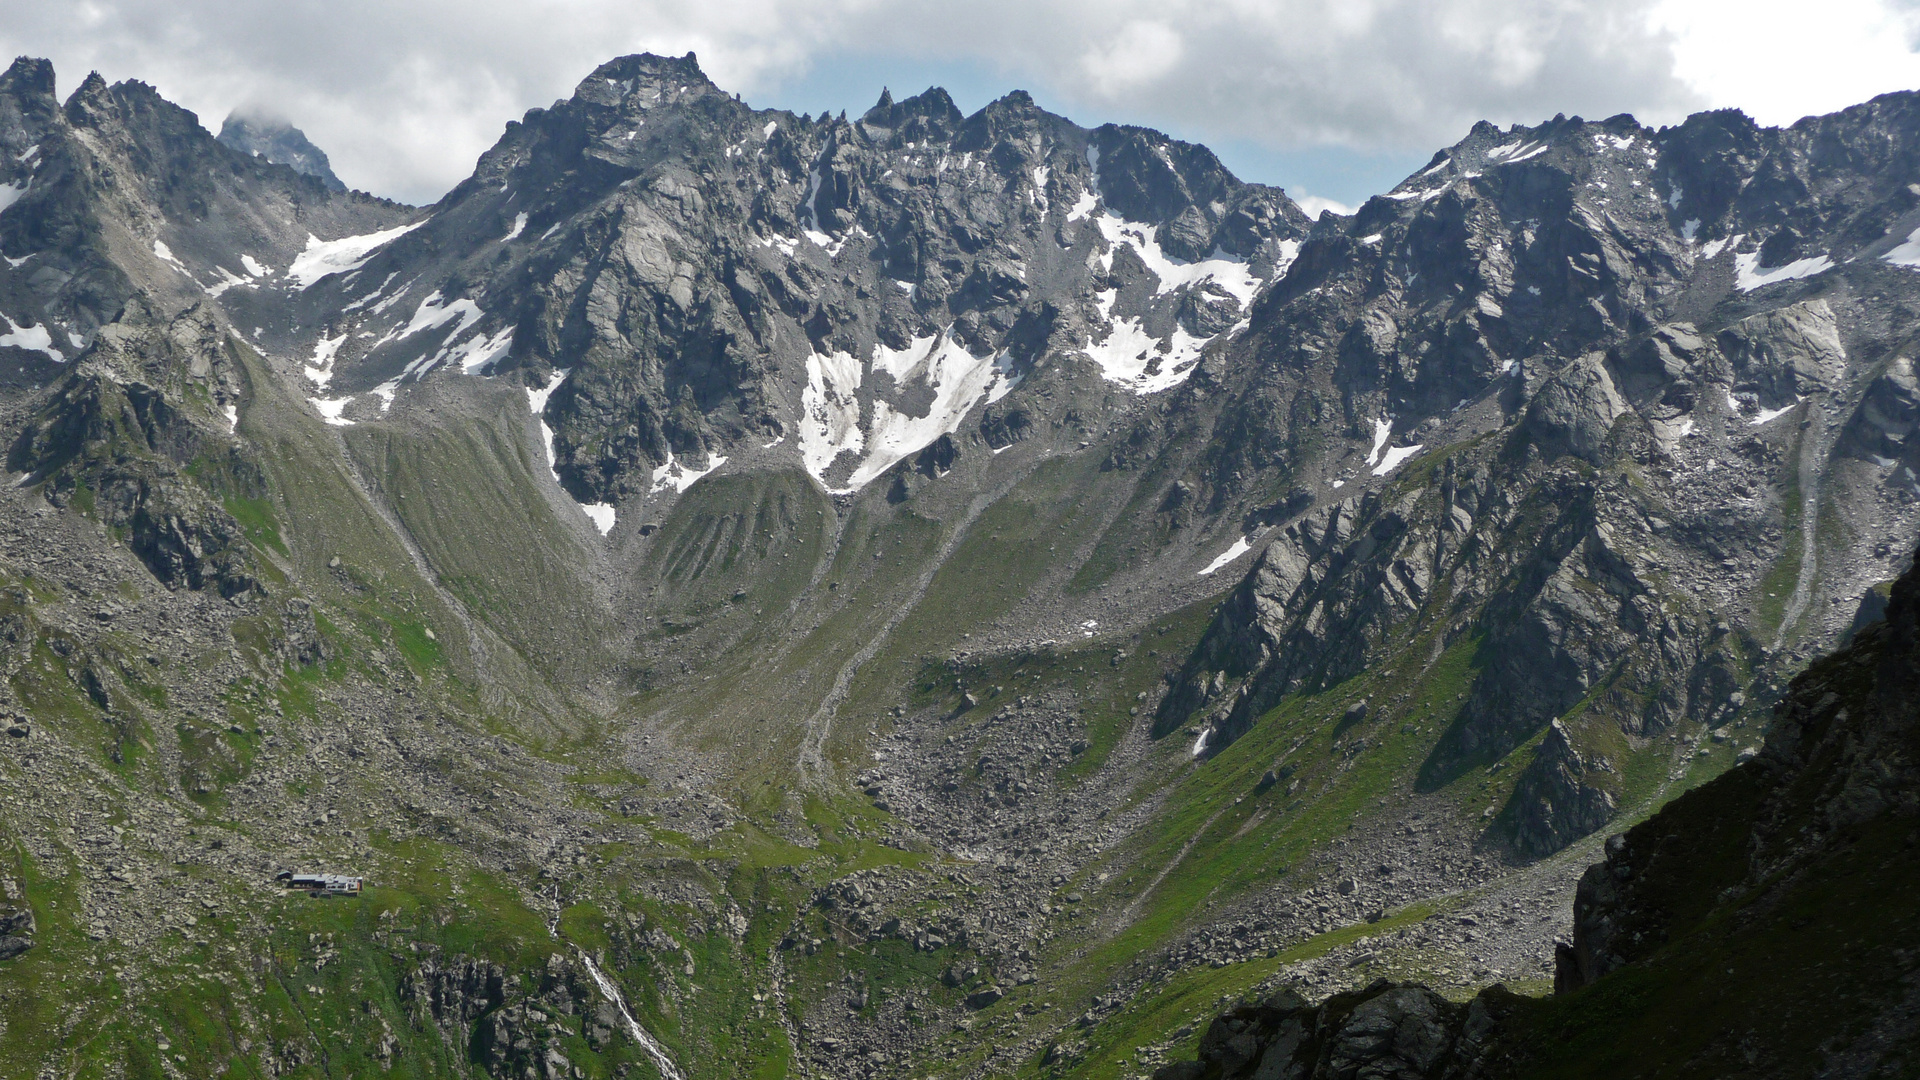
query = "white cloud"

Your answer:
(1294, 194), (1357, 218)
(1651, 0), (1920, 126)
(0, 1), (1910, 206)
(1077, 20), (1184, 97)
